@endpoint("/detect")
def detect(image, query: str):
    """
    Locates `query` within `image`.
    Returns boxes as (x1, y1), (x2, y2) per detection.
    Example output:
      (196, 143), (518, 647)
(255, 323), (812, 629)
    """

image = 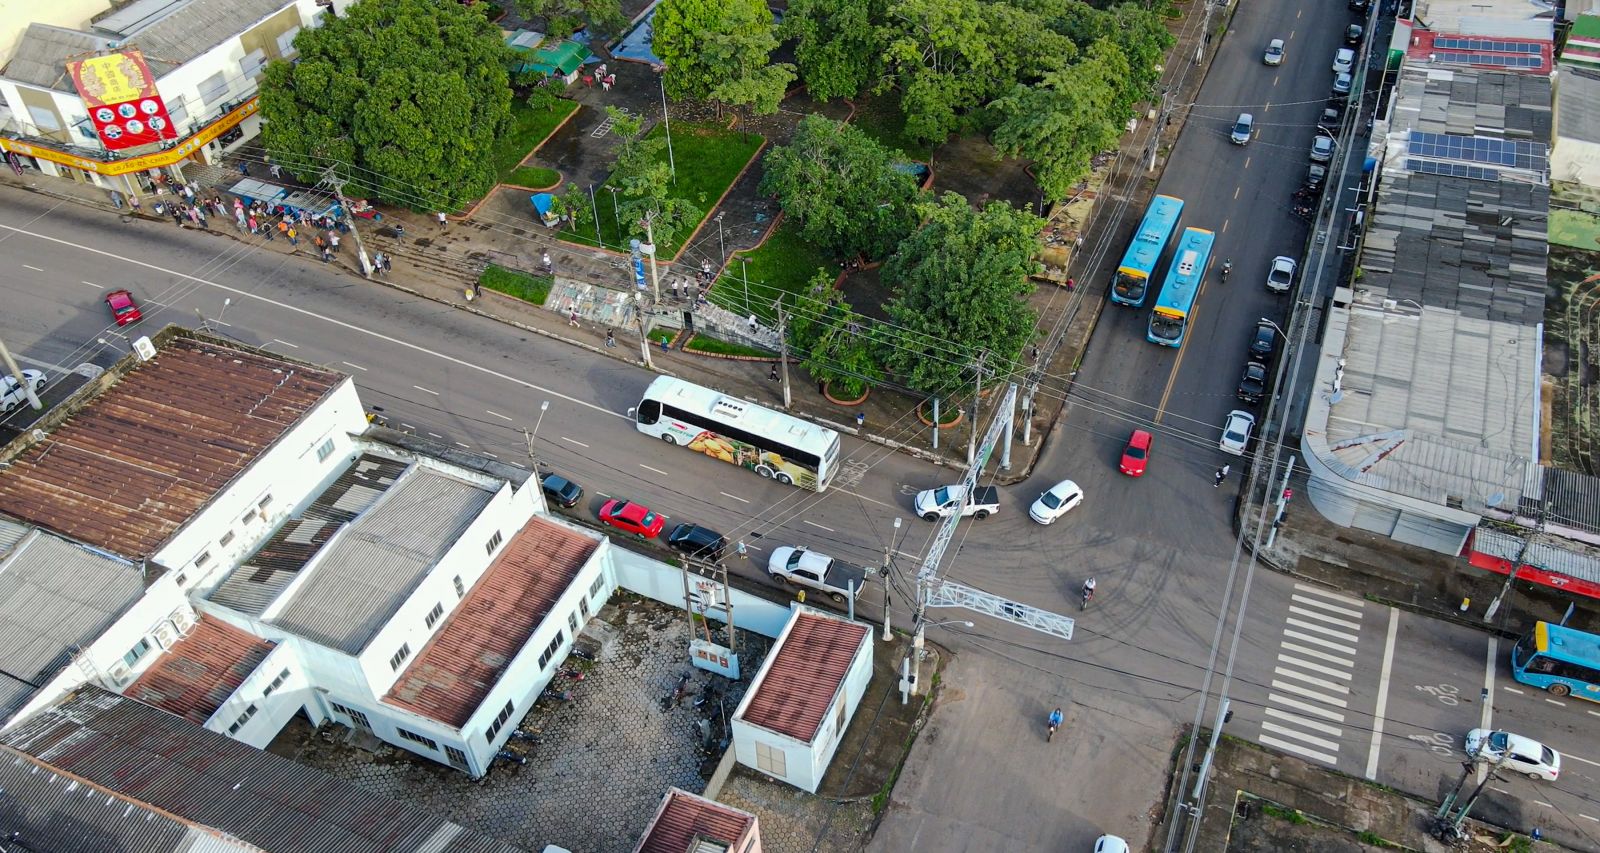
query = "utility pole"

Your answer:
(967, 352), (988, 466)
(882, 518), (902, 642)
(636, 299), (654, 370)
(1484, 501), (1547, 623)
(0, 336), (41, 411)
(640, 210), (663, 303)
(1149, 89), (1172, 172)
(774, 302), (792, 409)
(1435, 753), (1508, 841)
(321, 166), (372, 278)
